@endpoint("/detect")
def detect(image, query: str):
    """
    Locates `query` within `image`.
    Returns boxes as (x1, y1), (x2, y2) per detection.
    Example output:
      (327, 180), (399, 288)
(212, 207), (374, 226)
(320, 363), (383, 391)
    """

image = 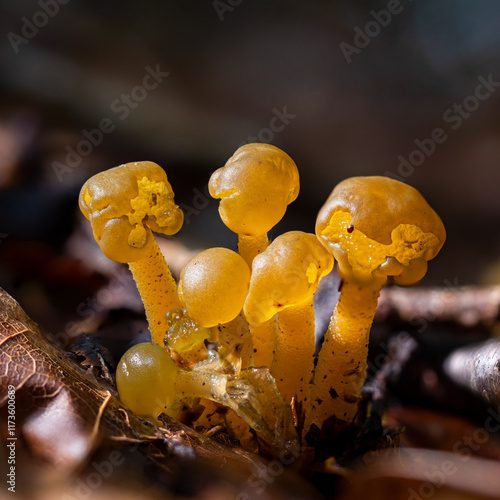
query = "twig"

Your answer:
(90, 390), (112, 443)
(376, 285), (500, 329)
(443, 339), (500, 405)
